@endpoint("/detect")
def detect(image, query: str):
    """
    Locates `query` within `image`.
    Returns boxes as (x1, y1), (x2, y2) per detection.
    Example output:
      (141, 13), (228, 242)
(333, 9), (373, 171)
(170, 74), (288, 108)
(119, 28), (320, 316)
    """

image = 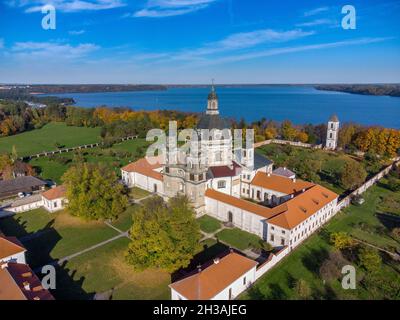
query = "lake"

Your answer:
(50, 86), (400, 128)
